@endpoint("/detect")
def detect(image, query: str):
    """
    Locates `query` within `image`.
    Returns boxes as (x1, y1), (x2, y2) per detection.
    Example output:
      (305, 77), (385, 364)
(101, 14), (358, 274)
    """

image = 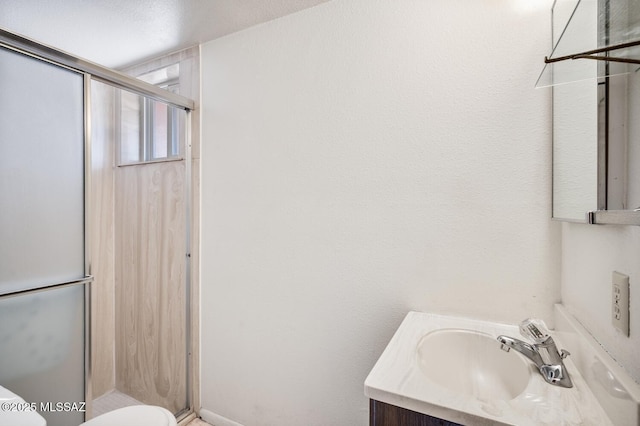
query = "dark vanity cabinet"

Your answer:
(370, 400), (463, 426)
